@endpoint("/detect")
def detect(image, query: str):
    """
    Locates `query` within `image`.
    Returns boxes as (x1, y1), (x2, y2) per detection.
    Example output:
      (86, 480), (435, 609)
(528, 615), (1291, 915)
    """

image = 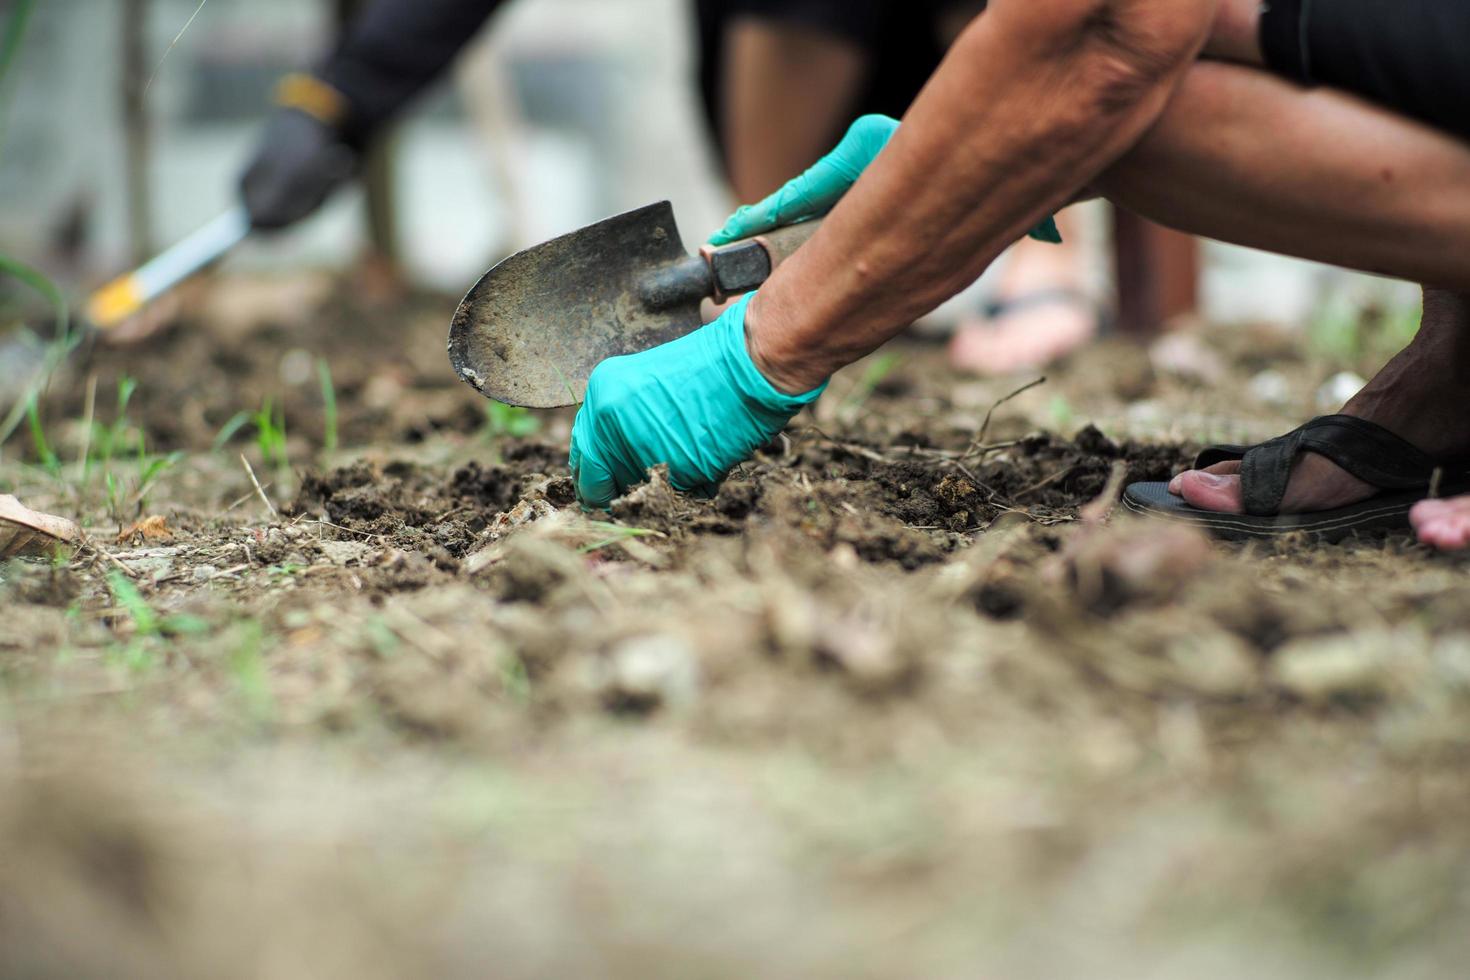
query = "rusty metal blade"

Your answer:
(448, 201), (705, 409)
